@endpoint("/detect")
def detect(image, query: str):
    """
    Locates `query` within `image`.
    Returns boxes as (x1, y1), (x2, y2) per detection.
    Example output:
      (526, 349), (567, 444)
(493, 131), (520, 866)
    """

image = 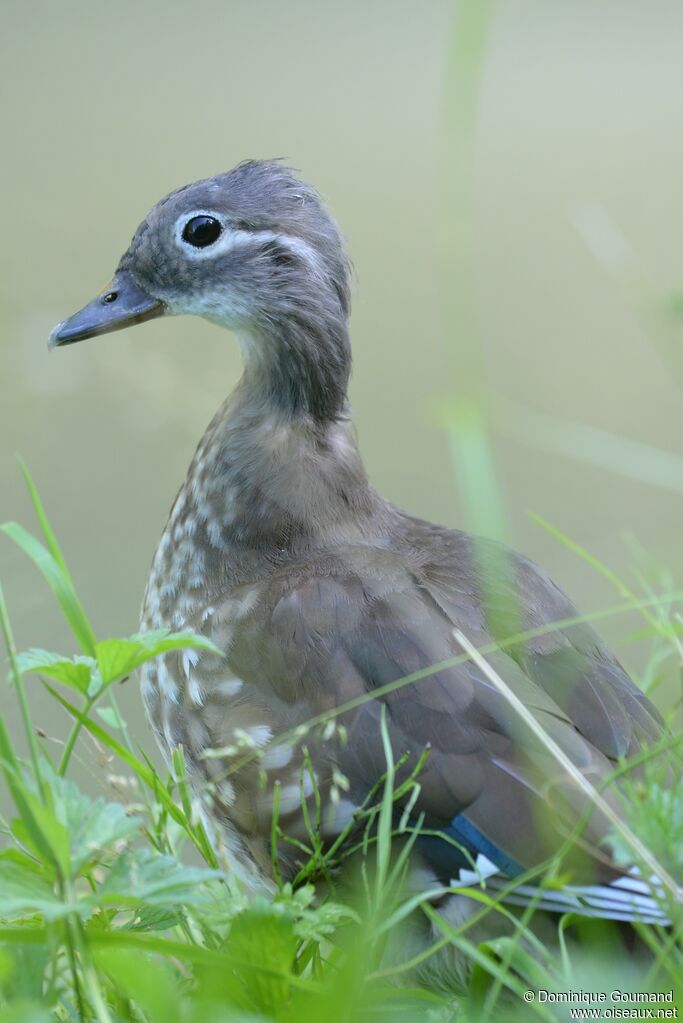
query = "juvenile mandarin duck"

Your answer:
(50, 160), (669, 934)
